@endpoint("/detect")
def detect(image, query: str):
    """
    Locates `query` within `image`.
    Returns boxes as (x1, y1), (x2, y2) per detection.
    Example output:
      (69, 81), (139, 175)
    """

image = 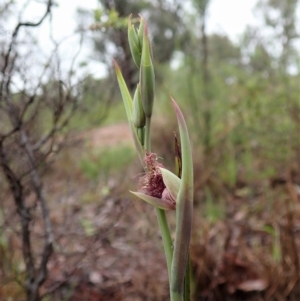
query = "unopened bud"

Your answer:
(138, 15), (145, 50)
(133, 83), (145, 128)
(136, 127), (144, 145)
(128, 15), (141, 68)
(140, 22), (155, 118)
